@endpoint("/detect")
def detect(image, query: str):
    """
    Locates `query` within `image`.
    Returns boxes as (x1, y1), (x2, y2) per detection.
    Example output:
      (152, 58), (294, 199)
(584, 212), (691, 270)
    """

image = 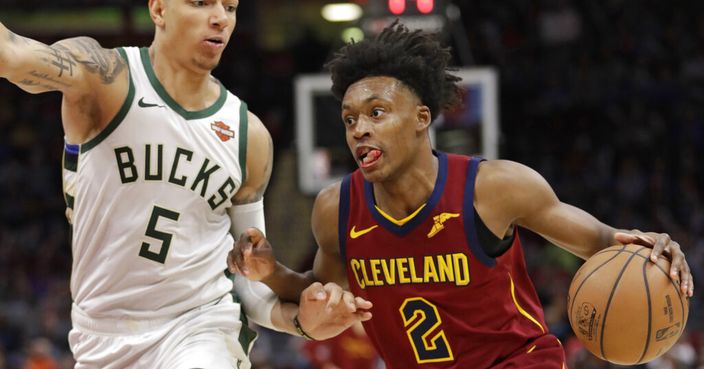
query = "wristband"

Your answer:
(293, 314), (315, 340)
